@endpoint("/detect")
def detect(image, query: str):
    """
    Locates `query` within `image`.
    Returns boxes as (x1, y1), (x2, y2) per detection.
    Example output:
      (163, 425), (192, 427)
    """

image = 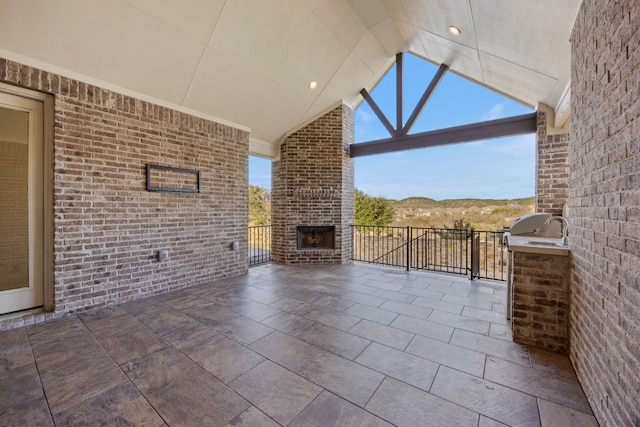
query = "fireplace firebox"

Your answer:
(297, 226), (335, 250)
